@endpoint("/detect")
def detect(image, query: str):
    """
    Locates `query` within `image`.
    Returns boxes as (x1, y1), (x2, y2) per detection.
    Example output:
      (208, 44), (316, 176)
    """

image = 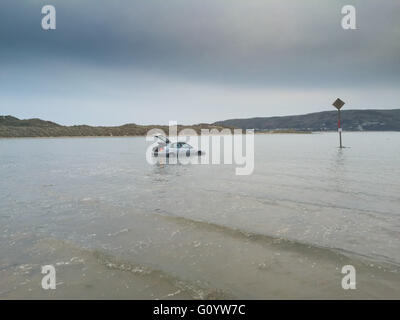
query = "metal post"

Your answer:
(338, 109), (342, 148)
